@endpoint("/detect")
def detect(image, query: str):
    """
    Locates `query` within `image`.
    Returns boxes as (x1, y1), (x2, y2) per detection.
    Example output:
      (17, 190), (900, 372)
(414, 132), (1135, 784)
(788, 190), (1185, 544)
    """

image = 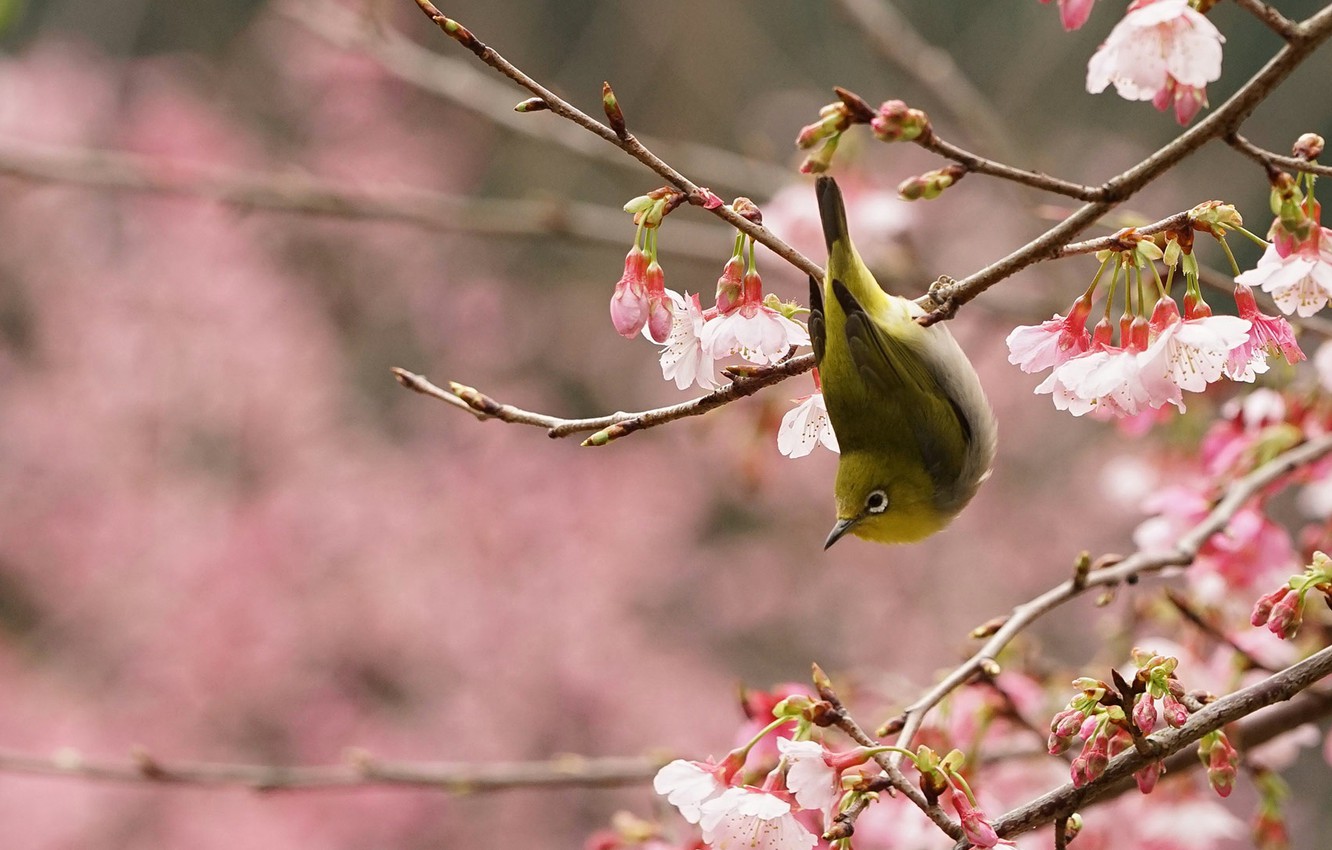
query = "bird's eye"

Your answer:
(865, 489), (889, 514)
